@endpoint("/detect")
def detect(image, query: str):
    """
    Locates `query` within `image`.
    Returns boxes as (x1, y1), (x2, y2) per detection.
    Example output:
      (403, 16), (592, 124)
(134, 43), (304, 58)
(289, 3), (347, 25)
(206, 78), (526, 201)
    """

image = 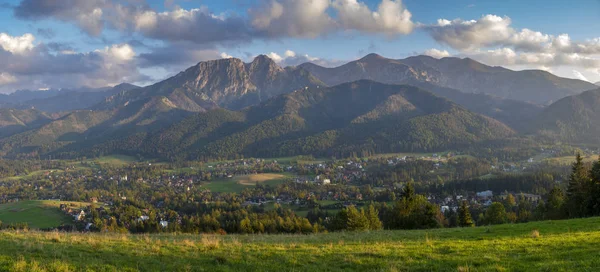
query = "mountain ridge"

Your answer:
(299, 54), (596, 105)
(38, 80), (515, 160)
